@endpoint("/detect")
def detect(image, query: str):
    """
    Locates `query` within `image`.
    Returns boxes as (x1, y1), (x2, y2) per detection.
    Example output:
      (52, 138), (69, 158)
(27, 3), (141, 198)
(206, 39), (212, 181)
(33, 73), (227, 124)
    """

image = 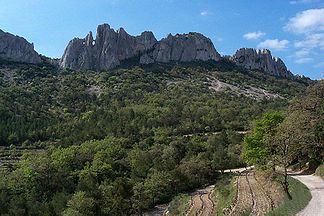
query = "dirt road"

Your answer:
(292, 175), (324, 216)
